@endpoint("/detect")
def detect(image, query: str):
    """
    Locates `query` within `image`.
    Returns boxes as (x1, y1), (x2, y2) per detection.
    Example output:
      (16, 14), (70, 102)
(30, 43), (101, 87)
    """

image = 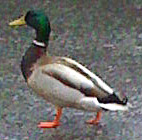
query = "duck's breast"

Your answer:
(27, 67), (86, 108)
